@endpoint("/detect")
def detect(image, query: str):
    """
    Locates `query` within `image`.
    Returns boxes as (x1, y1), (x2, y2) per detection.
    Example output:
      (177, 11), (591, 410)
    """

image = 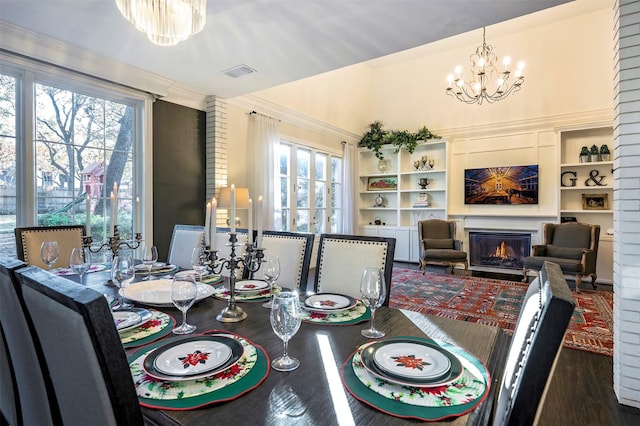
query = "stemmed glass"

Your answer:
(191, 246), (209, 281)
(111, 254), (135, 311)
(262, 256), (281, 308)
(141, 246), (158, 280)
(270, 291), (302, 371)
(40, 241), (59, 270)
(171, 272), (198, 334)
(360, 267), (387, 339)
(70, 247), (90, 285)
